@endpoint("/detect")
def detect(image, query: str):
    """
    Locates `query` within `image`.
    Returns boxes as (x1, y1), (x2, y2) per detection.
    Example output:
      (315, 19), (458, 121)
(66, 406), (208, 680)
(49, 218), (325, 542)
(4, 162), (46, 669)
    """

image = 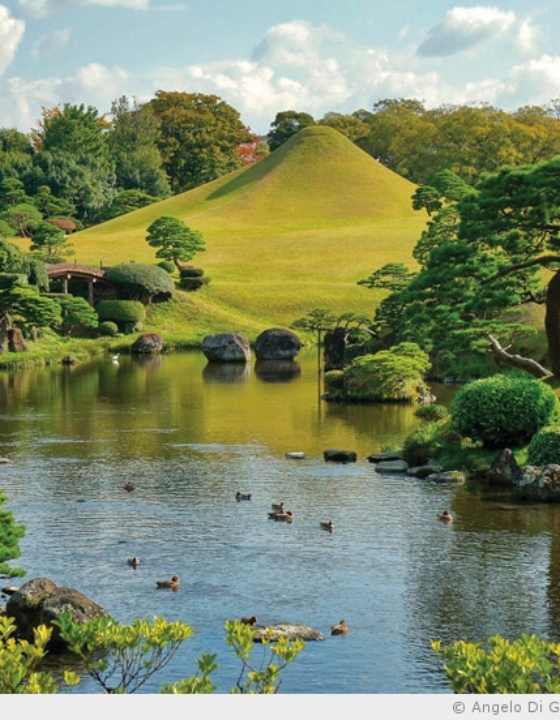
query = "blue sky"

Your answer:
(2, 1), (560, 134)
